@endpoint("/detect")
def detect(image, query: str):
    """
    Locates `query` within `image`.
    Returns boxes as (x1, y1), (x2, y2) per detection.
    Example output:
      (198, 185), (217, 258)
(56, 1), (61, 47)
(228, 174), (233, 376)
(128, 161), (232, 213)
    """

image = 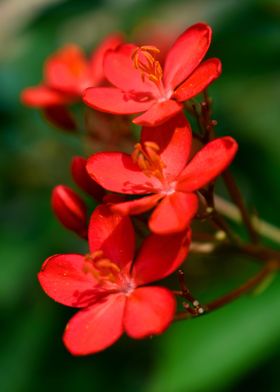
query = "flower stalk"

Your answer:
(175, 259), (279, 321)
